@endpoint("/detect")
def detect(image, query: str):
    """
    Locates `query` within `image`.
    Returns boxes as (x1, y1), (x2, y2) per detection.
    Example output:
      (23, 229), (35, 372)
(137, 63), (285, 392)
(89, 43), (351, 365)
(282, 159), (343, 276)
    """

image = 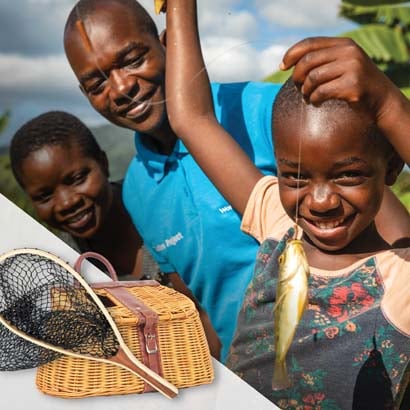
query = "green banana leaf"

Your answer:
(401, 87), (410, 98)
(263, 68), (292, 84)
(382, 63), (410, 88)
(341, 24), (409, 62)
(0, 111), (9, 135)
(342, 0), (410, 6)
(341, 2), (410, 26)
